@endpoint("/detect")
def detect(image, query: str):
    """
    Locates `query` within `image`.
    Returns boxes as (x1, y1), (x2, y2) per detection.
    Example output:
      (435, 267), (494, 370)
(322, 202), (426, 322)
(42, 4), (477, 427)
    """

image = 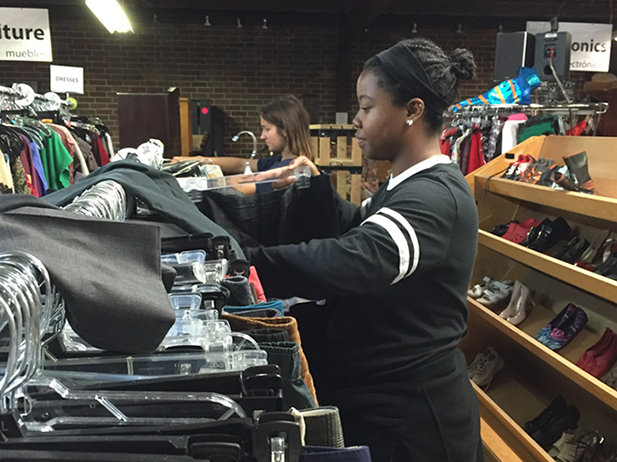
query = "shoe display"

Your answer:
(501, 154), (536, 181)
(476, 280), (514, 307)
(536, 304), (588, 351)
(519, 218), (549, 247)
(531, 404), (581, 450)
(552, 428), (603, 462)
(550, 428), (580, 461)
(563, 151), (595, 194)
(502, 218), (542, 244)
(468, 276), (495, 299)
(467, 346), (496, 379)
(576, 328), (617, 378)
(523, 394), (567, 435)
(498, 280), (535, 326)
(470, 347), (504, 389)
(528, 217), (572, 253)
(553, 236), (590, 264)
(576, 230), (611, 266)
